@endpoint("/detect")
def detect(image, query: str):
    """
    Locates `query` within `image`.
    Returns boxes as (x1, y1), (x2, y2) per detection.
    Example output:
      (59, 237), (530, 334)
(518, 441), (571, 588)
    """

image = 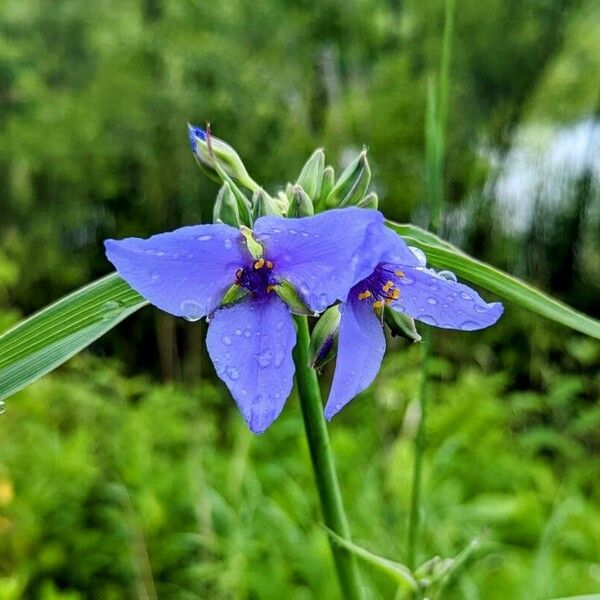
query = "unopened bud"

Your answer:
(213, 182), (240, 227)
(309, 305), (341, 369)
(220, 283), (249, 307)
(273, 280), (315, 316)
(296, 148), (325, 200)
(287, 185), (314, 217)
(384, 307), (422, 343)
(252, 188), (282, 220)
(326, 149), (371, 208)
(356, 191), (378, 210)
(188, 124), (259, 191)
(314, 165), (335, 212)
